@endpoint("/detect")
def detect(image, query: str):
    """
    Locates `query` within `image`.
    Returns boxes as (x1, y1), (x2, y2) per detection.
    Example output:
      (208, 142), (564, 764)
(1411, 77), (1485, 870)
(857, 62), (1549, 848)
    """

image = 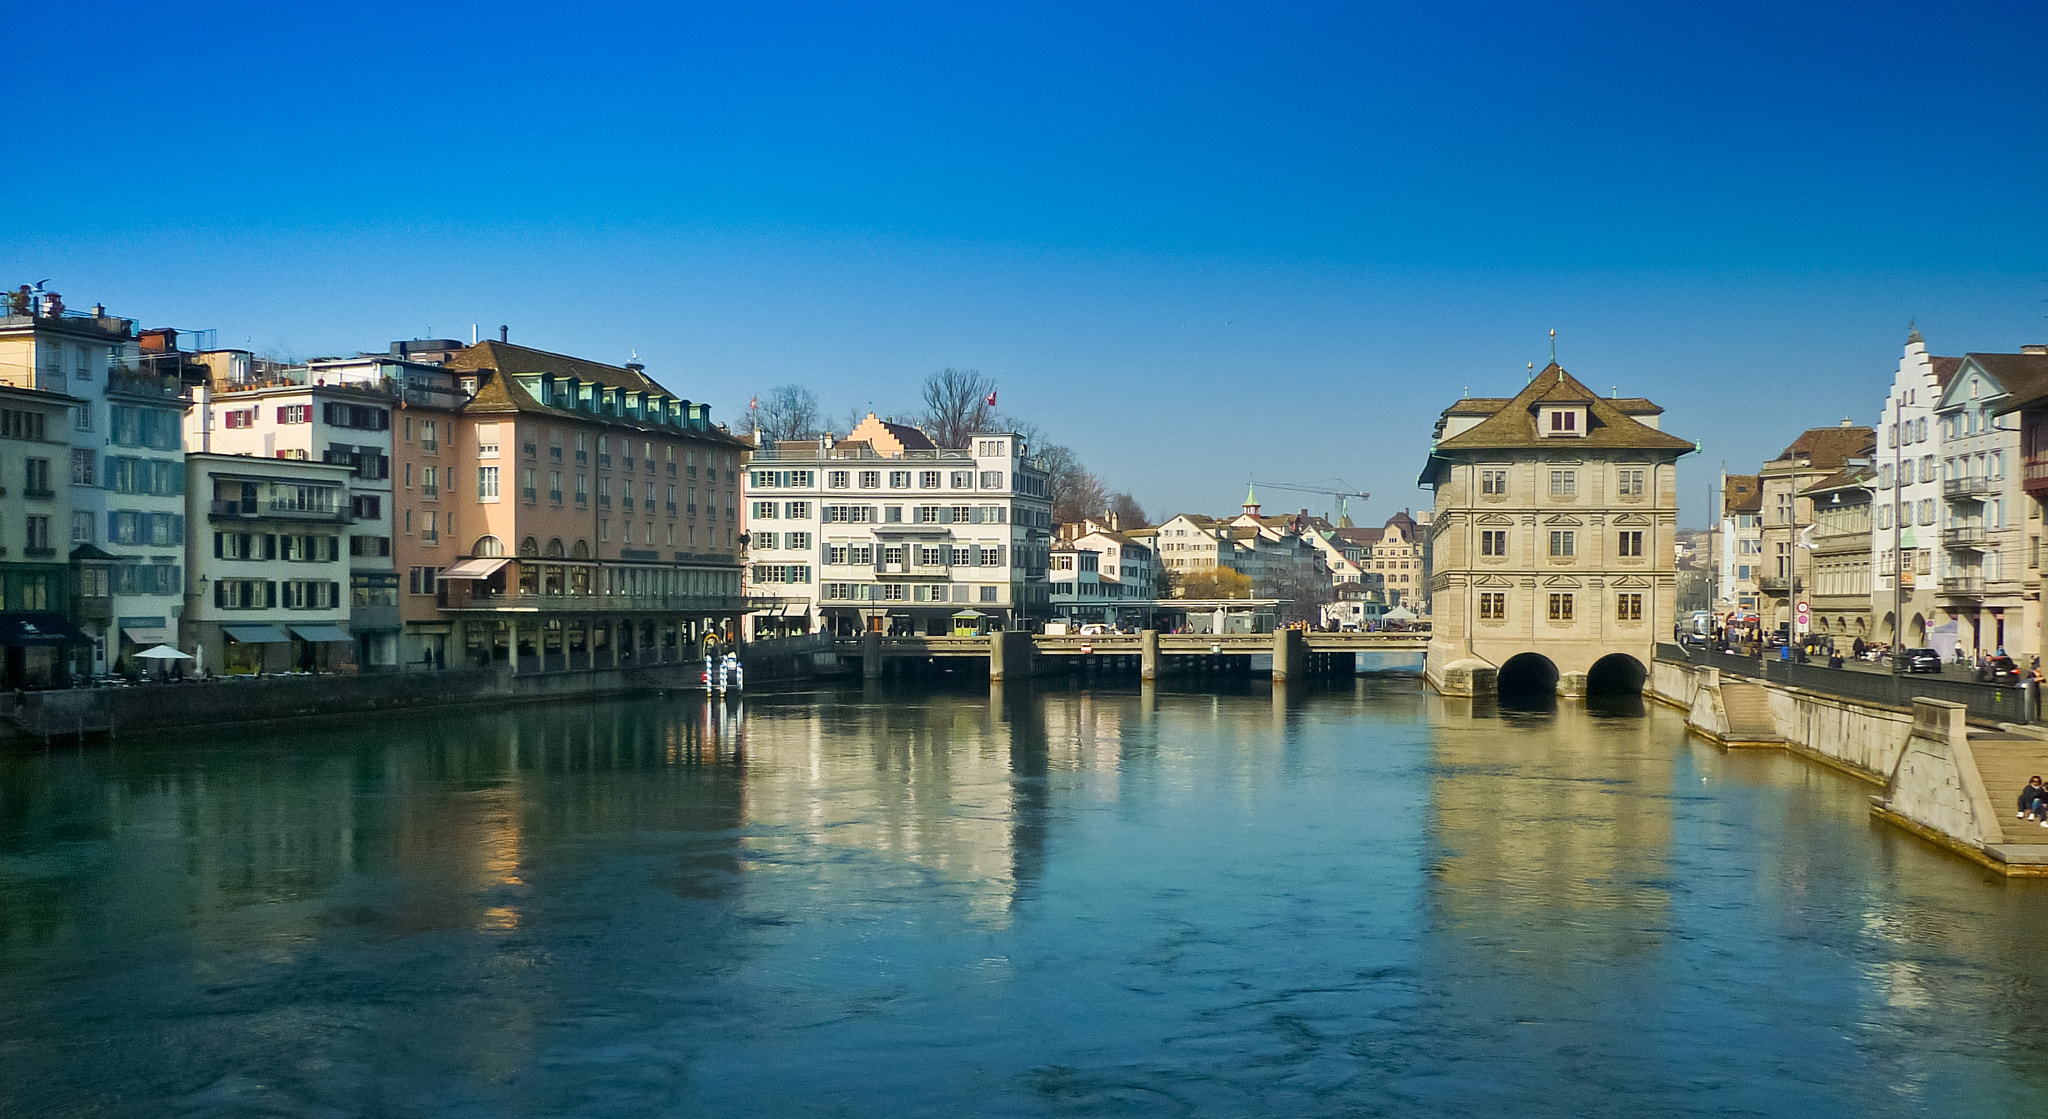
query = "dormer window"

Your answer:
(1541, 406), (1585, 437)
